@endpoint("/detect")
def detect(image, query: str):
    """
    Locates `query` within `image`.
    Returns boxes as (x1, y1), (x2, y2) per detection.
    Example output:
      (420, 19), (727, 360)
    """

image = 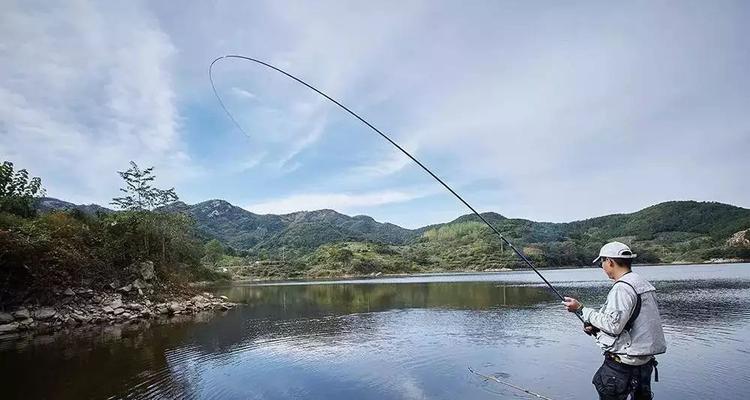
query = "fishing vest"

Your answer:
(600, 272), (667, 357)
